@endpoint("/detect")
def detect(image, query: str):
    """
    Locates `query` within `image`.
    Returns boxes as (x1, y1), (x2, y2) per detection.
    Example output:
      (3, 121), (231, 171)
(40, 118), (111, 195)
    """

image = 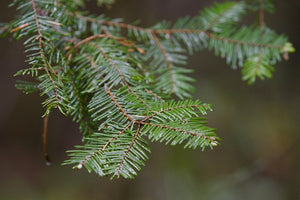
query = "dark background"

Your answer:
(0, 0), (299, 199)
